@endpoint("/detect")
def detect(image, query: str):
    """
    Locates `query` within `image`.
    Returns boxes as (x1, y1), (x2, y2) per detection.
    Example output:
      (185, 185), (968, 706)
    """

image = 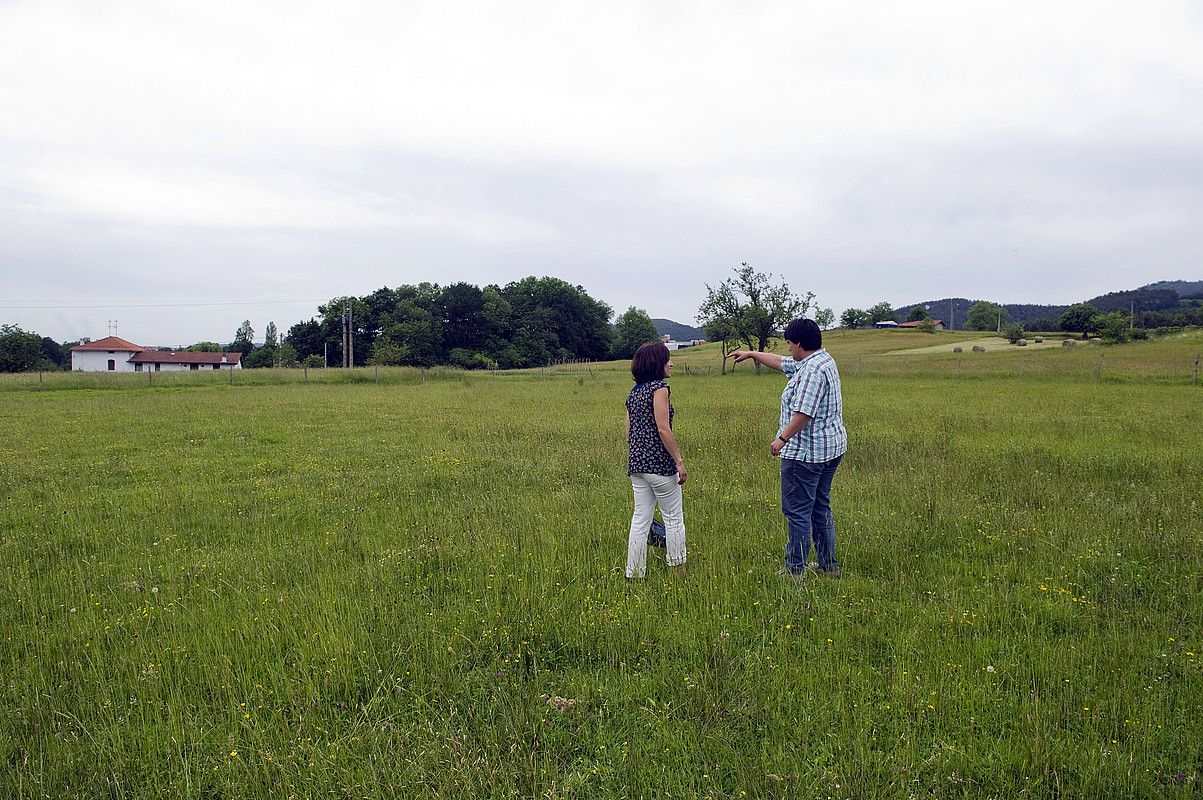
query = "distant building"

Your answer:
(874, 320), (899, 328)
(897, 319), (946, 330)
(70, 336), (243, 372)
(664, 339), (707, 351)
